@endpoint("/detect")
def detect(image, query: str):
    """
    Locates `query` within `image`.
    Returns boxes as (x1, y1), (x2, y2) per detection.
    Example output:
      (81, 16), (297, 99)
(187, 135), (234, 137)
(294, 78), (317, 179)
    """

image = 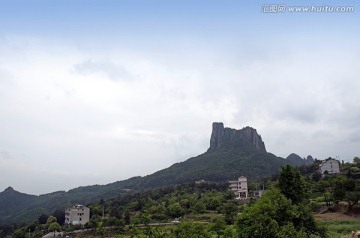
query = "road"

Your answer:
(42, 231), (63, 238)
